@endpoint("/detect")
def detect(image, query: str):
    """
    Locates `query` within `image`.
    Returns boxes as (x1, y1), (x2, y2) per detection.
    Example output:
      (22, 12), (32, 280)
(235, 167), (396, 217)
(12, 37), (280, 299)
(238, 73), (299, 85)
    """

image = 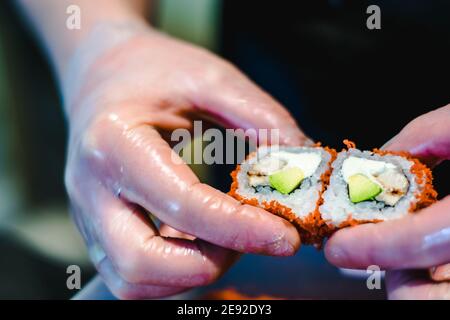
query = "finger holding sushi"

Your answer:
(68, 180), (238, 299)
(70, 120), (300, 256)
(382, 104), (450, 167)
(58, 19), (310, 298)
(326, 105), (450, 298)
(325, 195), (450, 270)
